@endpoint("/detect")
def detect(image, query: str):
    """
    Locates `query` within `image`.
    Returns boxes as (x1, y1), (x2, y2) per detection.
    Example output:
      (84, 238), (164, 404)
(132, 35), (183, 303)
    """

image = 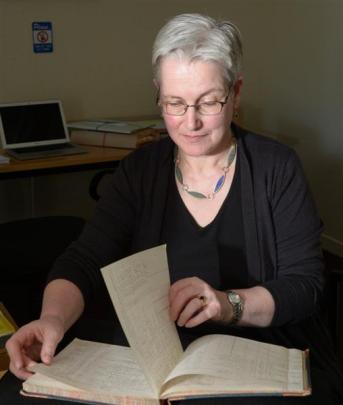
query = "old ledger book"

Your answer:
(70, 128), (160, 149)
(68, 119), (160, 149)
(22, 245), (311, 404)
